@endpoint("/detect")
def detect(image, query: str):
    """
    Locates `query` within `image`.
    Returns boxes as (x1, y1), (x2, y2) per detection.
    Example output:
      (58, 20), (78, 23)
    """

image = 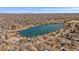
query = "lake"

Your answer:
(18, 23), (64, 37)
